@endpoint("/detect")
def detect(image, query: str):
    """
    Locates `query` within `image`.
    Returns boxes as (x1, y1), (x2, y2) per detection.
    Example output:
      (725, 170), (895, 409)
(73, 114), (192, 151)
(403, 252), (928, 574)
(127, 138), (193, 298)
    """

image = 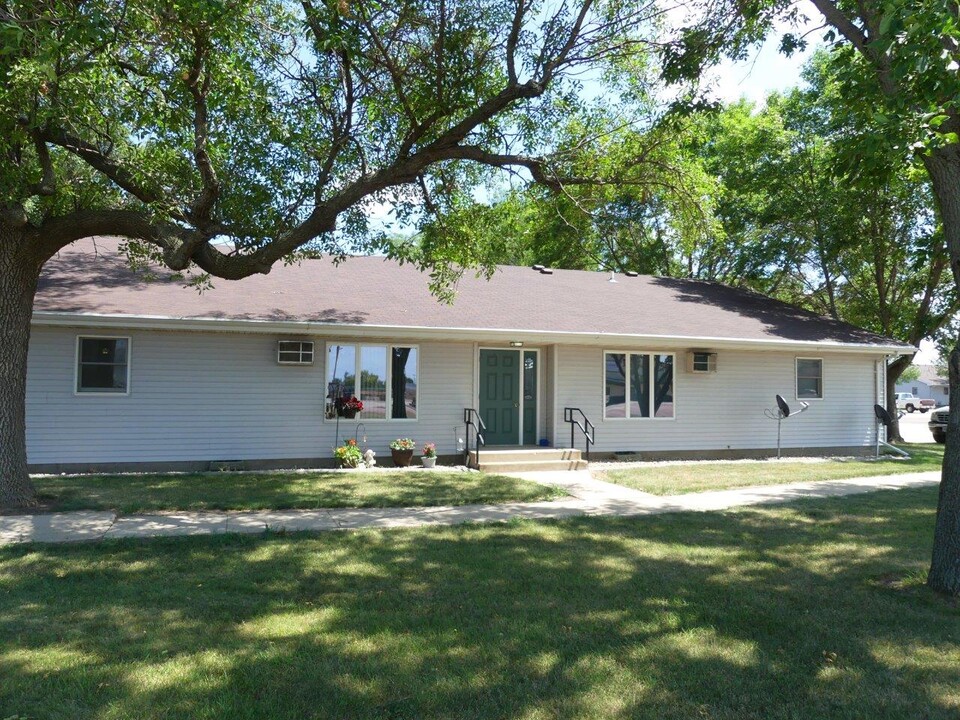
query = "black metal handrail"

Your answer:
(463, 408), (486, 468)
(563, 407), (595, 460)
